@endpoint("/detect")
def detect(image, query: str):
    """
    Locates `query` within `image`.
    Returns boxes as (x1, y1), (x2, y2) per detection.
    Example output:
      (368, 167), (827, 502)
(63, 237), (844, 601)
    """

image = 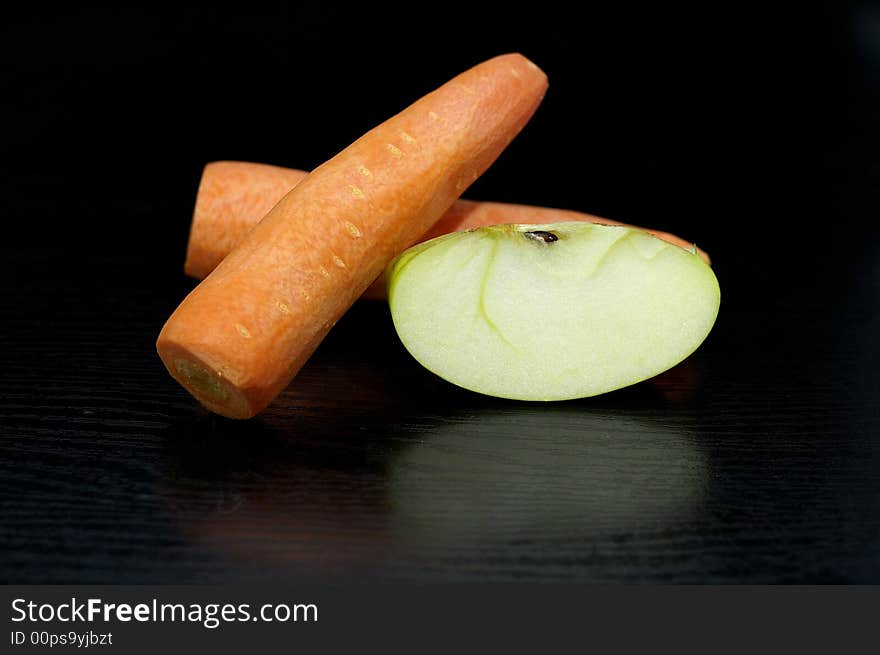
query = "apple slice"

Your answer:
(386, 222), (720, 401)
